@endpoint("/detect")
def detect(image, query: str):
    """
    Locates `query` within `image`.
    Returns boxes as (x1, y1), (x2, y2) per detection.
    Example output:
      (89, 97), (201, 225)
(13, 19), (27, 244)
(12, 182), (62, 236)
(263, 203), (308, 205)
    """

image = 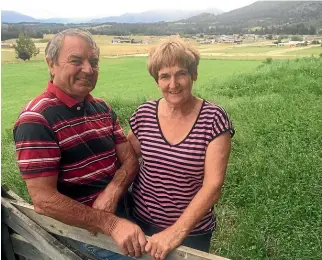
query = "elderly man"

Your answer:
(13, 28), (146, 259)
